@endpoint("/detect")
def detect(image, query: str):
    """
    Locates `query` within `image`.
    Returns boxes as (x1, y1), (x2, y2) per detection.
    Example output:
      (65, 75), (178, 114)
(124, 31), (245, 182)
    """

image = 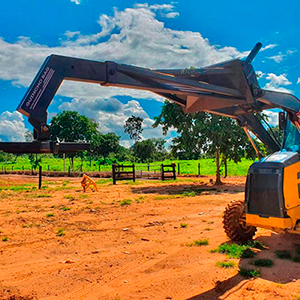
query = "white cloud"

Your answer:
(297, 78), (300, 84)
(70, 0), (81, 4)
(256, 71), (265, 78)
(0, 111), (26, 141)
(264, 110), (279, 127)
(0, 4), (246, 144)
(268, 52), (284, 63)
(165, 12), (179, 18)
(120, 140), (131, 148)
(264, 73), (292, 93)
(0, 4), (244, 89)
(58, 97), (175, 144)
(267, 49), (297, 63)
(261, 44), (277, 51)
(58, 81), (166, 103)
